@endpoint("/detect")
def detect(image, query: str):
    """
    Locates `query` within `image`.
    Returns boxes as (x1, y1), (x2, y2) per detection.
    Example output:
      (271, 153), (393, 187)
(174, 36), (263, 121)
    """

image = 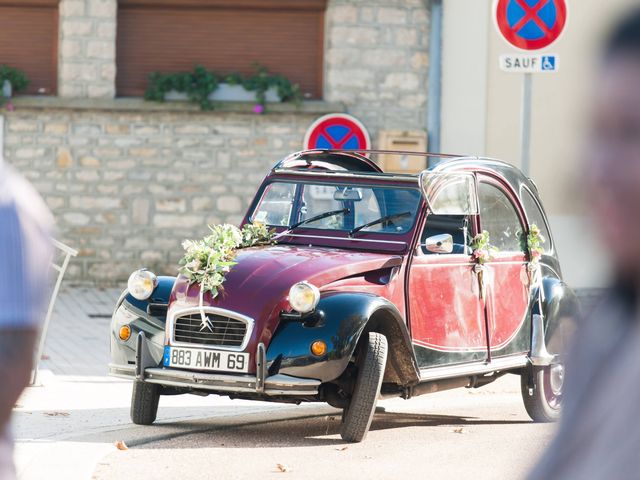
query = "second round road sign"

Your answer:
(494, 0), (567, 51)
(303, 113), (371, 151)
